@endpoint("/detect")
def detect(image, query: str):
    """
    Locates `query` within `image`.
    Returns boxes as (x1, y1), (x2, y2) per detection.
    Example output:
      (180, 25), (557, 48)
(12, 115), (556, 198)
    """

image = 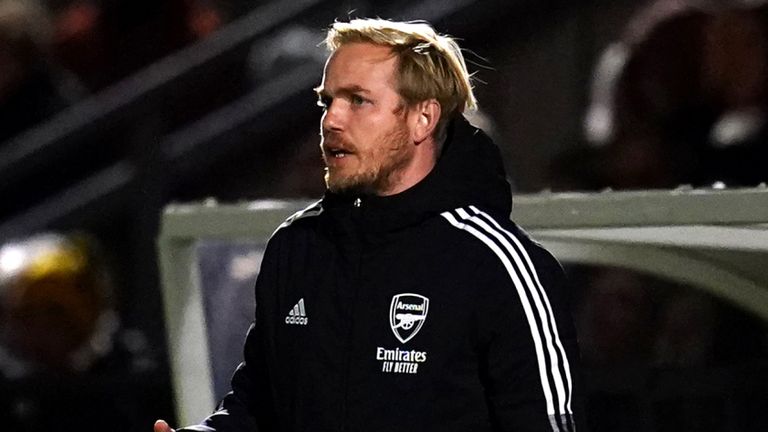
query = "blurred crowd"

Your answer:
(555, 0), (768, 191)
(0, 0), (256, 145)
(561, 1), (768, 430)
(0, 233), (167, 431)
(0, 2), (253, 430)
(1, 0), (767, 431)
